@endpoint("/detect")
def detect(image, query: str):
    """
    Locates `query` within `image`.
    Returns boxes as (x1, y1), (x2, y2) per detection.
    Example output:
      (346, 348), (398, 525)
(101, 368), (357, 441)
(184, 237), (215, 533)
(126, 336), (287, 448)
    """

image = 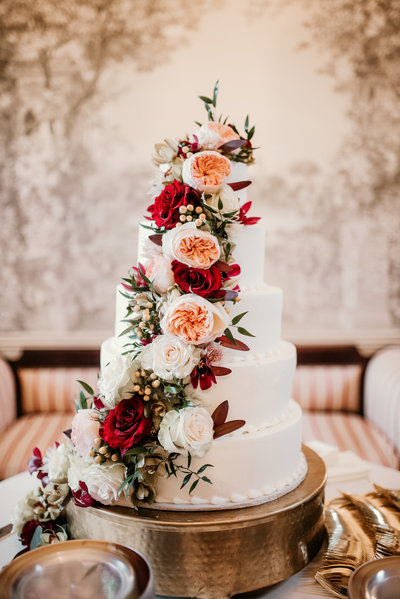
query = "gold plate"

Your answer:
(348, 556), (400, 599)
(67, 446), (326, 599)
(0, 540), (155, 599)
